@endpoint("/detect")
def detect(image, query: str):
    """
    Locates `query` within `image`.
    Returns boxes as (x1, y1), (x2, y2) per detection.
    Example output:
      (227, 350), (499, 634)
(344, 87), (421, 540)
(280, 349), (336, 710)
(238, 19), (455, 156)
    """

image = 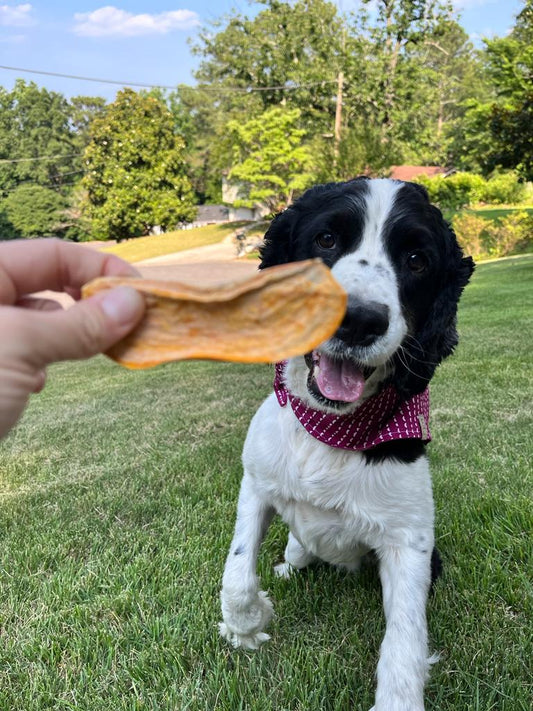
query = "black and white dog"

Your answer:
(219, 177), (474, 710)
